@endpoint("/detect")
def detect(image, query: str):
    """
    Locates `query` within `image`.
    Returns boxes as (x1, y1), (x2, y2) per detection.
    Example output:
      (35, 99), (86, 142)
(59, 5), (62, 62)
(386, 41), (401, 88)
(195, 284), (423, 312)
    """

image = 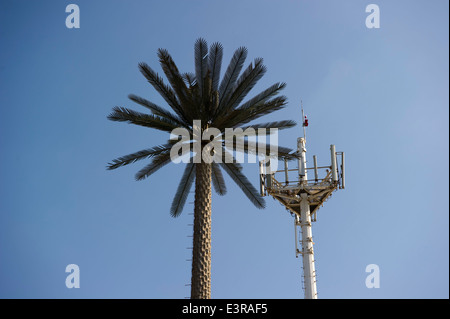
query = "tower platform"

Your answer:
(258, 138), (345, 299)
